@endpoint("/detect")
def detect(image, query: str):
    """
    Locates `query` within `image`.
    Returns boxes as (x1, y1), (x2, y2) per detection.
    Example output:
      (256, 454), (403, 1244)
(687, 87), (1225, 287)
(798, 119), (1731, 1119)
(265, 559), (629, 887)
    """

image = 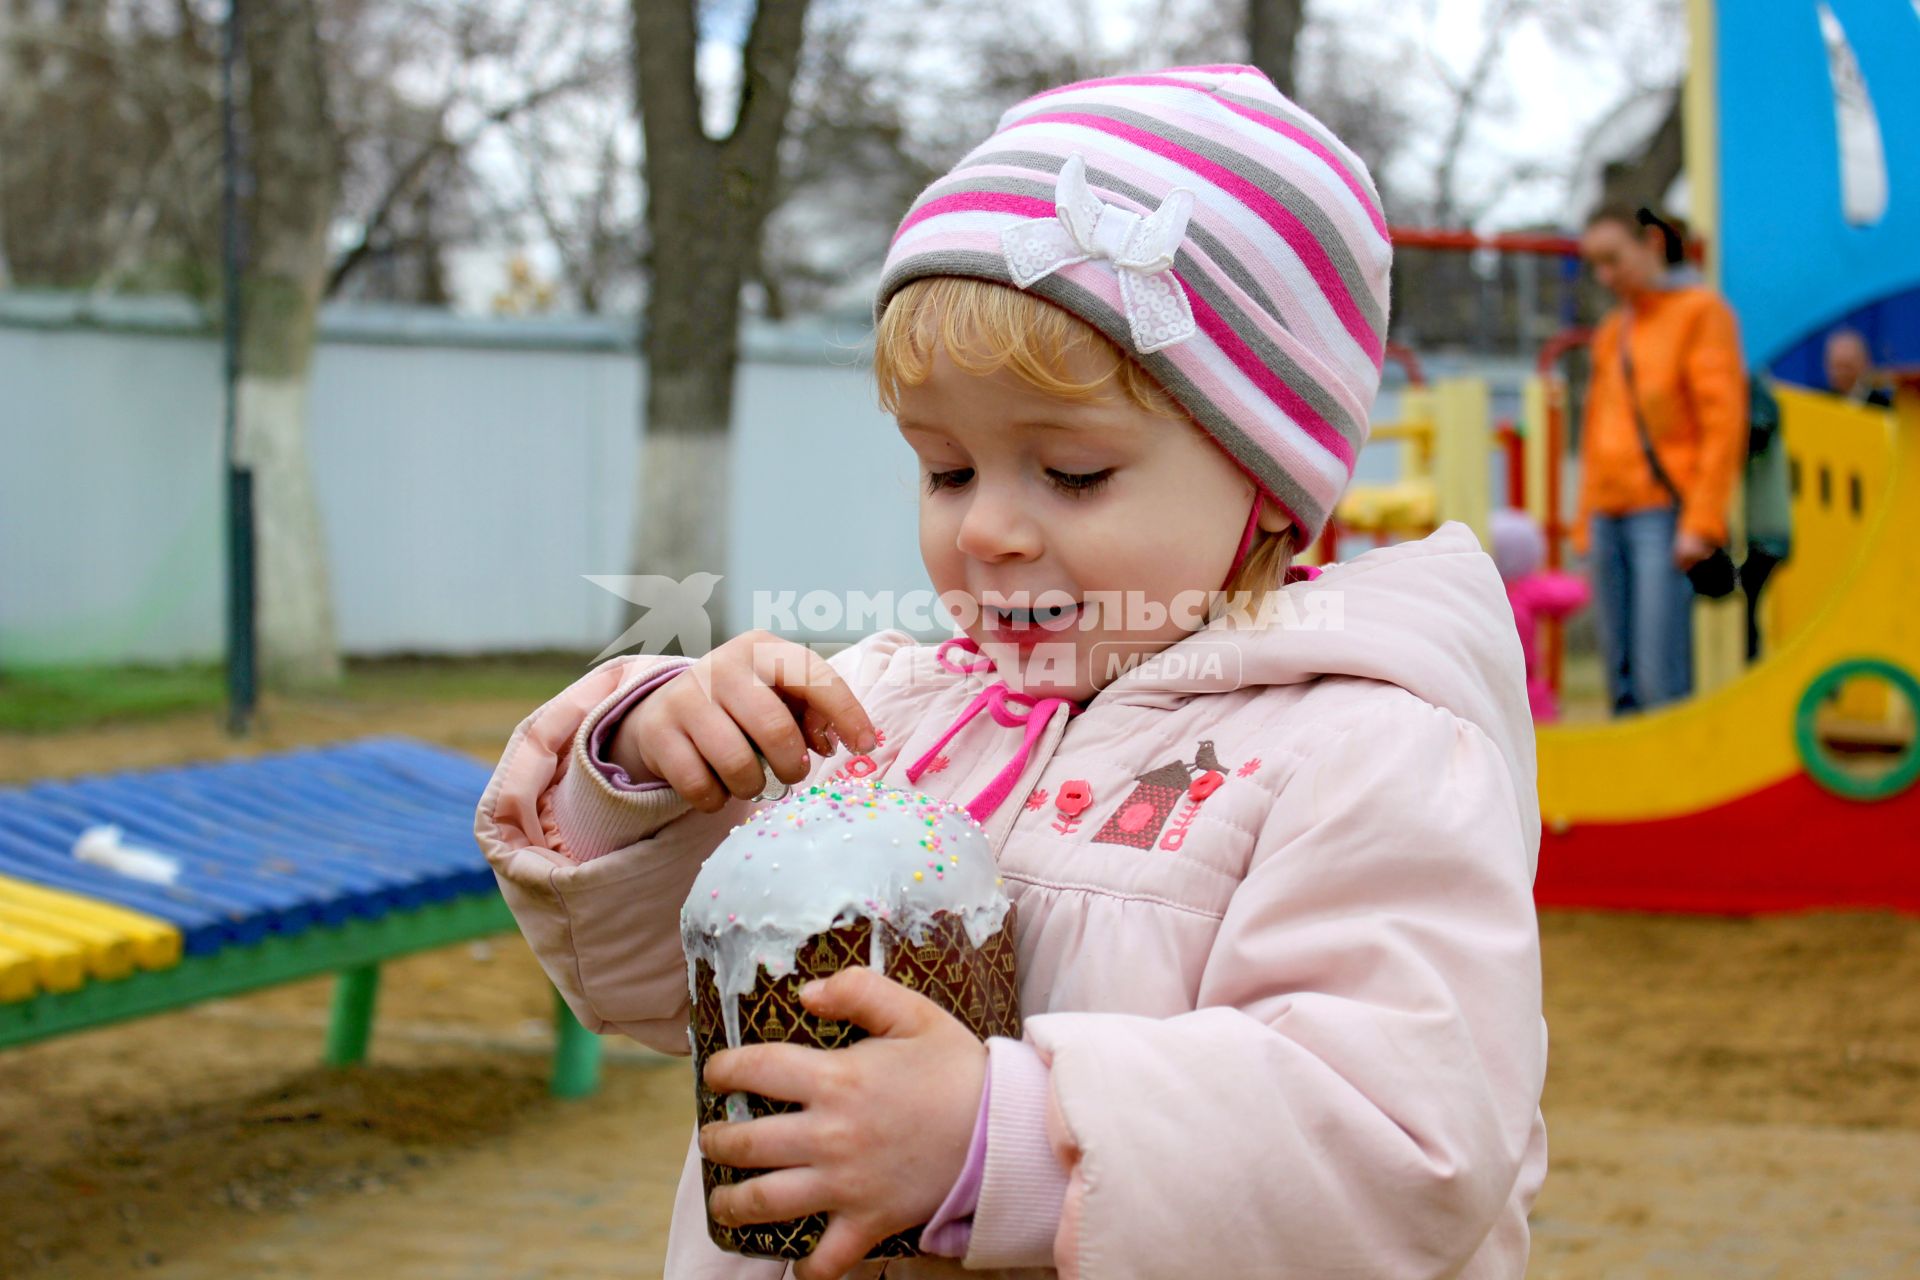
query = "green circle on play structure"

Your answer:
(1794, 659), (1920, 801)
